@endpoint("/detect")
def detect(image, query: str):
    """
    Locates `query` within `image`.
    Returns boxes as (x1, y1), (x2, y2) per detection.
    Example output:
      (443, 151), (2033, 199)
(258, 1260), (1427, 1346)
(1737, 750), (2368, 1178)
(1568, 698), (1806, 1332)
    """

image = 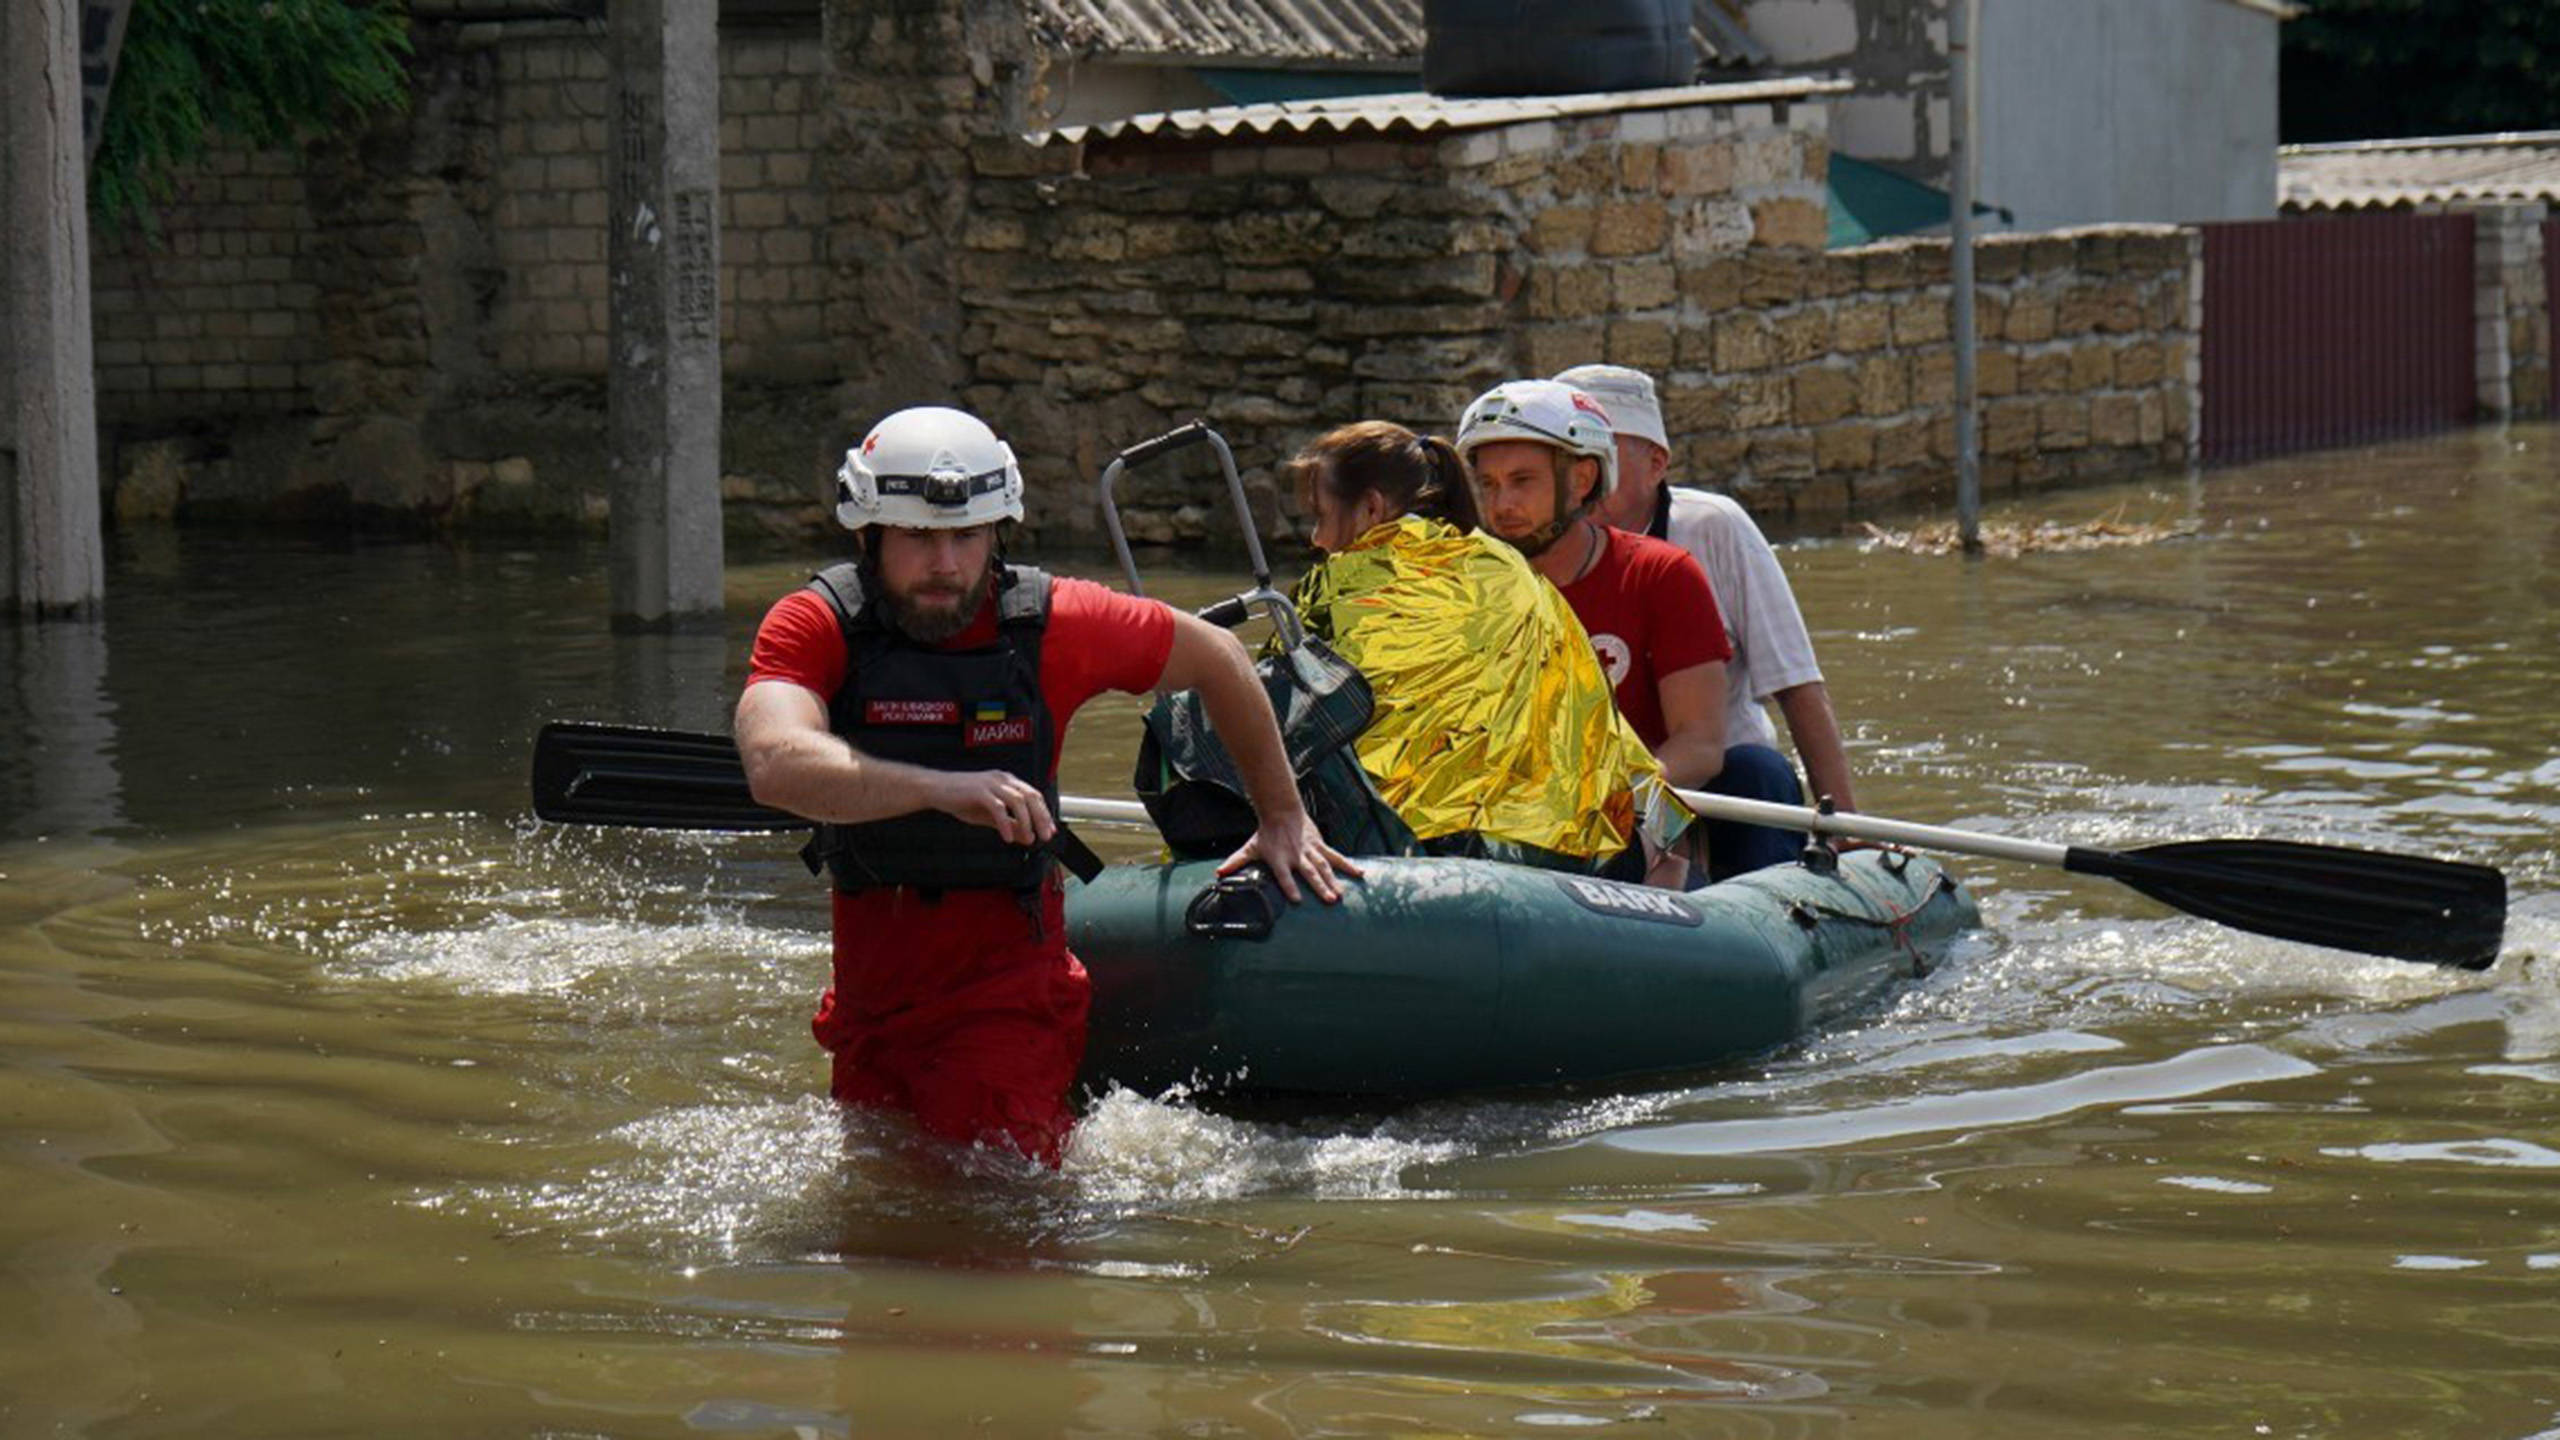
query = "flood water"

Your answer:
(4, 424), (2556, 1437)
